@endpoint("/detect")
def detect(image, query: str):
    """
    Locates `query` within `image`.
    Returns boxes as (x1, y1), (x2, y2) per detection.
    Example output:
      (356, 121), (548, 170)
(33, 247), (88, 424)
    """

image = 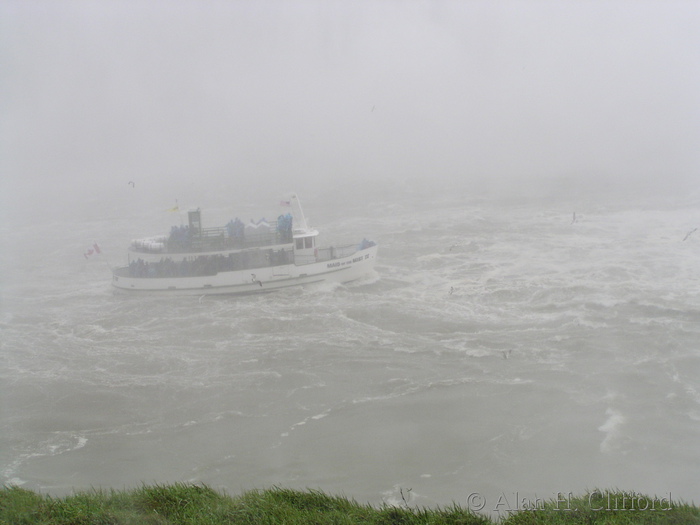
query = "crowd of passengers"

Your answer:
(163, 214), (294, 252)
(128, 248), (293, 278)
